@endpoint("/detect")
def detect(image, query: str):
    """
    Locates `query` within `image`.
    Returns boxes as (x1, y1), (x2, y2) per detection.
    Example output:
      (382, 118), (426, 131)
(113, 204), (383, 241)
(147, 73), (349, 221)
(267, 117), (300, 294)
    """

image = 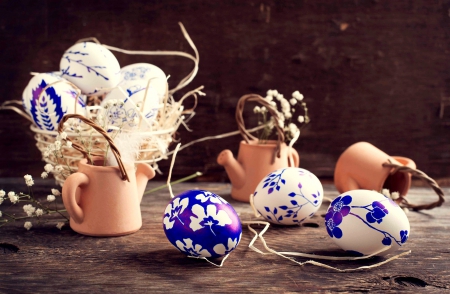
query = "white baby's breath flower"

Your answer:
(276, 94), (284, 101)
(0, 190), (5, 197)
(56, 222), (65, 230)
(24, 221), (32, 230)
(288, 123), (299, 137)
(298, 116), (305, 123)
(60, 132), (67, 140)
(272, 89), (279, 96)
(35, 208), (44, 217)
(41, 172), (48, 179)
(391, 192), (400, 200)
(47, 195), (56, 202)
(284, 112), (292, 119)
(49, 144), (56, 151)
(253, 106), (261, 114)
(24, 174), (34, 187)
(292, 91), (304, 101)
(264, 95), (273, 102)
(260, 106), (267, 114)
(8, 192), (18, 204)
(381, 188), (390, 198)
(270, 101), (277, 108)
(51, 189), (61, 196)
(44, 164), (54, 173)
(0, 211), (2, 217)
(43, 150), (50, 158)
(290, 98), (297, 106)
(54, 165), (64, 173)
(66, 141), (72, 148)
(23, 204), (36, 217)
